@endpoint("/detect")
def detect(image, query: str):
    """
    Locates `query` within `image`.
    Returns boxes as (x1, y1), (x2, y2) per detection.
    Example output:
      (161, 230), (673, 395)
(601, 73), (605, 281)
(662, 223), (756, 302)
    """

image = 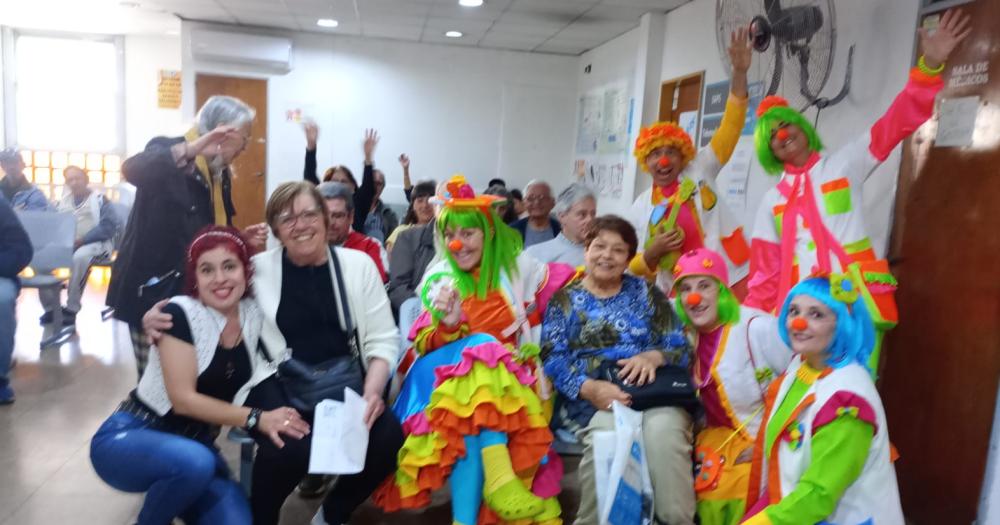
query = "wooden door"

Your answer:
(658, 72), (704, 123)
(195, 74), (267, 230)
(881, 1), (1000, 523)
